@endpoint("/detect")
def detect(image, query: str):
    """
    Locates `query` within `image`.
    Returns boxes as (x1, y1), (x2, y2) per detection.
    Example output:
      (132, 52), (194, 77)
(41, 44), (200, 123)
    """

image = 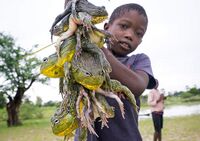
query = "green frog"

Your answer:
(51, 78), (81, 140)
(50, 0), (108, 40)
(50, 0), (108, 57)
(71, 50), (108, 90)
(51, 107), (78, 138)
(40, 35), (76, 78)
